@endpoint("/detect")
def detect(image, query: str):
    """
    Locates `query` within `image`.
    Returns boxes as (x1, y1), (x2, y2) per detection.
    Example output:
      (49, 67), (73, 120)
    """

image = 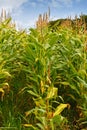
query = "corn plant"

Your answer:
(0, 18), (27, 128)
(53, 28), (87, 129)
(21, 28), (68, 130)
